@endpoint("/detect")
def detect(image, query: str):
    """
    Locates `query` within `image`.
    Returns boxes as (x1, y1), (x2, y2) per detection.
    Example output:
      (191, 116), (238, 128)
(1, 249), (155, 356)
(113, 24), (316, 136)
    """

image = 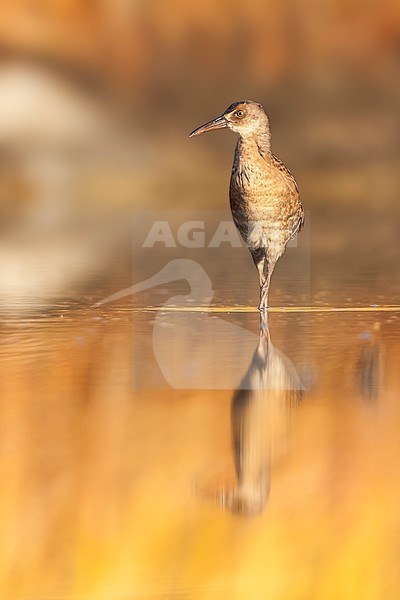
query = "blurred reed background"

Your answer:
(1, 3), (400, 600)
(0, 0), (399, 305)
